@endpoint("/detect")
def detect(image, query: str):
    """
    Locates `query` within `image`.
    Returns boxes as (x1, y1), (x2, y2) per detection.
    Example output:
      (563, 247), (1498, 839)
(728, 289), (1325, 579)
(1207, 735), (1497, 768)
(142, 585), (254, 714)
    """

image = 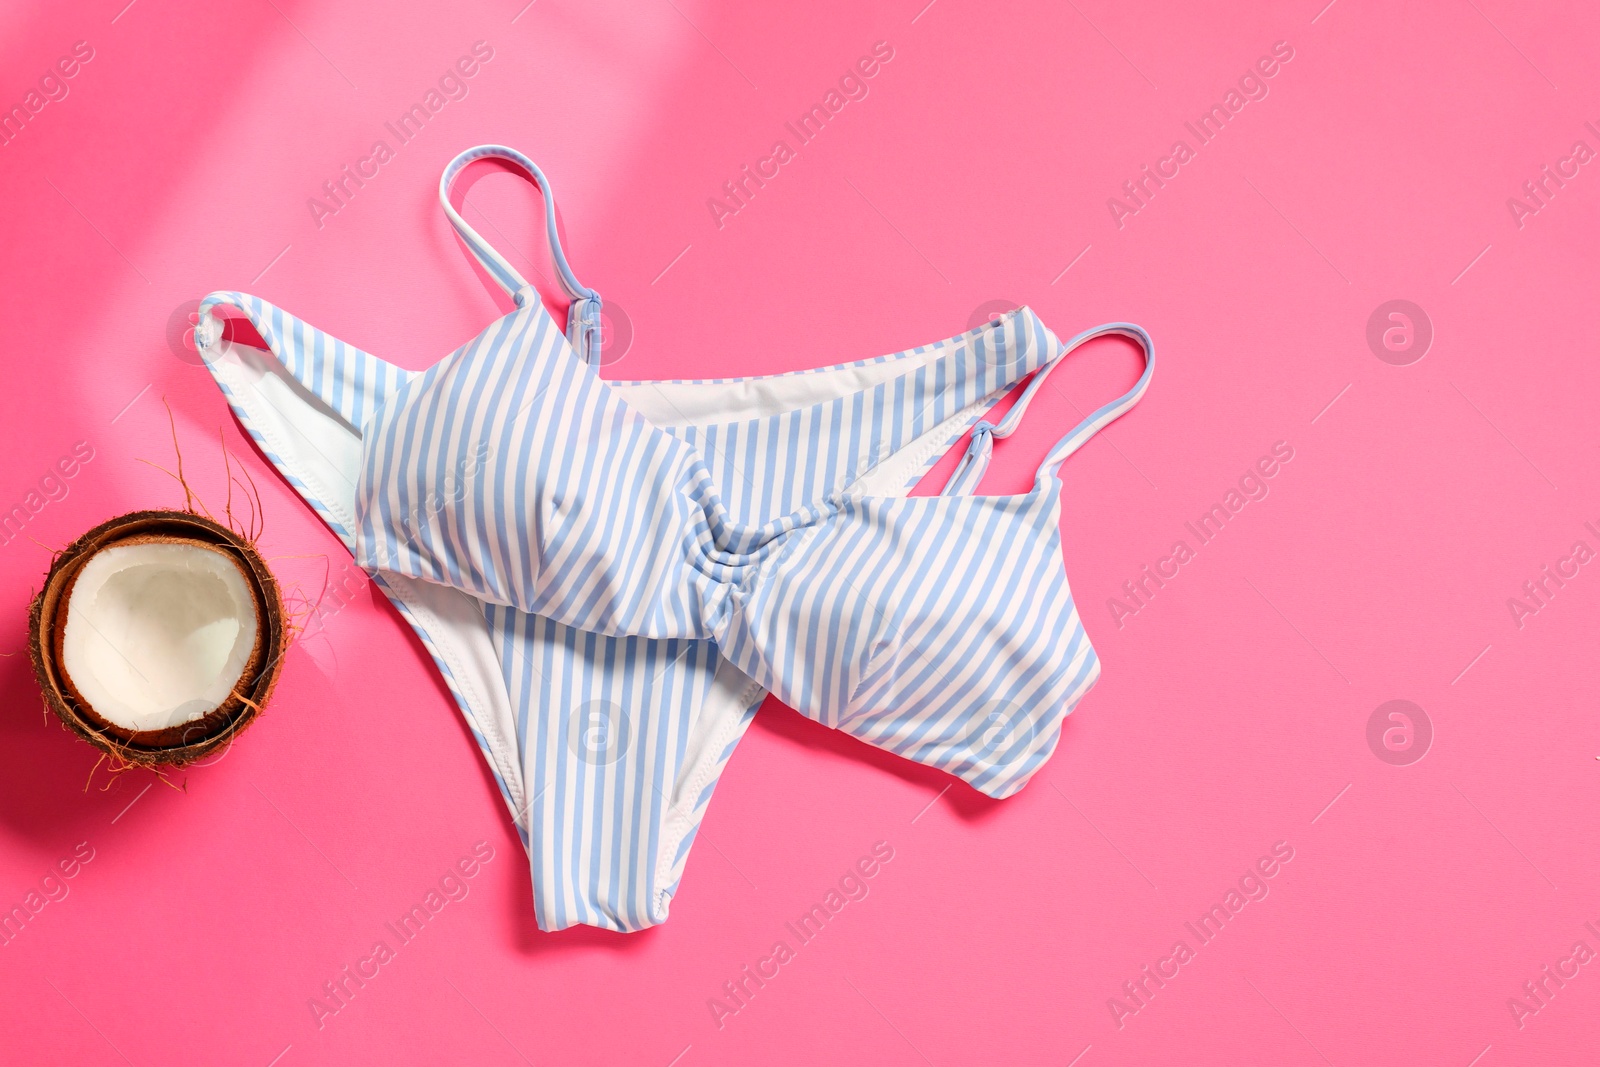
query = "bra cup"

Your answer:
(513, 432), (709, 633)
(837, 583), (1089, 794)
(355, 299), (706, 626)
(816, 495), (1092, 796)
